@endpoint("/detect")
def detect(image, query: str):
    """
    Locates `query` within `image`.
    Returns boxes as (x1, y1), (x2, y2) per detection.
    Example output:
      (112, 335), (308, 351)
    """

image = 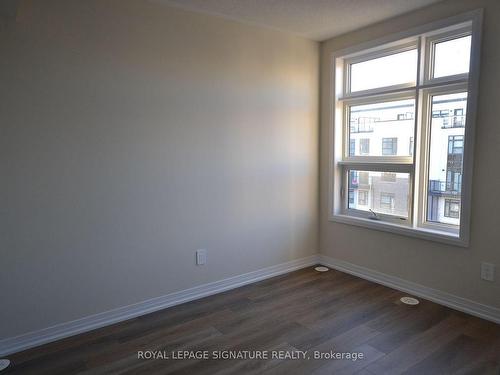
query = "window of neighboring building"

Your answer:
(444, 199), (460, 218)
(330, 11), (482, 246)
(358, 190), (368, 205)
(380, 193), (395, 211)
(448, 135), (464, 154)
(453, 108), (464, 127)
(446, 171), (462, 192)
(348, 188), (355, 205)
(381, 172), (397, 182)
(349, 139), (355, 156)
(359, 138), (370, 155)
(382, 138), (397, 155)
(359, 171), (369, 185)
